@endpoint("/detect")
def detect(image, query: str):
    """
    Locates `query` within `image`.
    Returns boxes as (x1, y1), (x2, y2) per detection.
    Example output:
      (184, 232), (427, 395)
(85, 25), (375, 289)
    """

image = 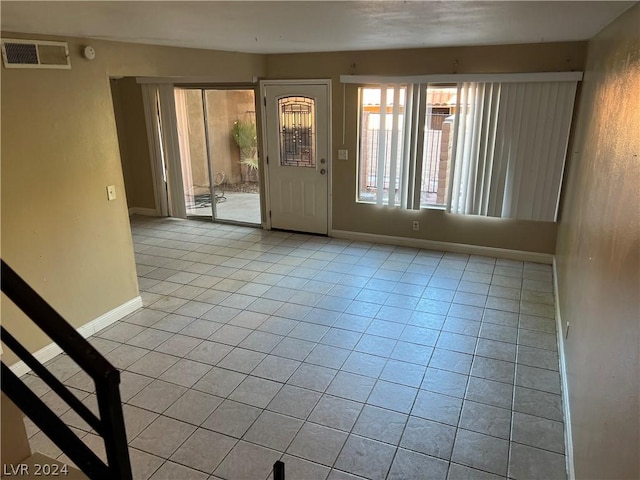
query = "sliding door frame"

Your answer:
(175, 83), (263, 226)
(141, 79), (264, 225)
